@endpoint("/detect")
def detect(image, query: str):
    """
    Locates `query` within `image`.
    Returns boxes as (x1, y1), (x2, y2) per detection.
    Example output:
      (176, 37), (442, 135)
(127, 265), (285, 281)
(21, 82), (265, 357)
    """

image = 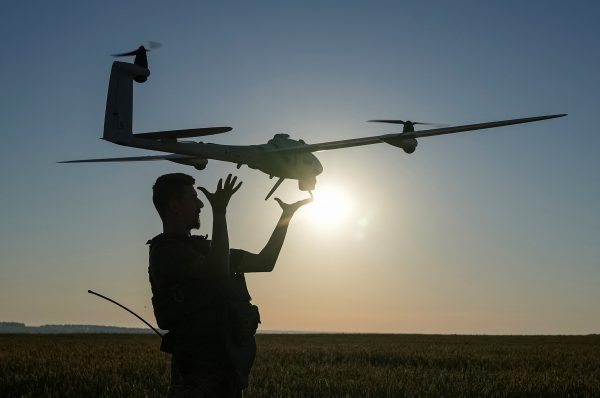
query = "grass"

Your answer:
(1, 334), (599, 397)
